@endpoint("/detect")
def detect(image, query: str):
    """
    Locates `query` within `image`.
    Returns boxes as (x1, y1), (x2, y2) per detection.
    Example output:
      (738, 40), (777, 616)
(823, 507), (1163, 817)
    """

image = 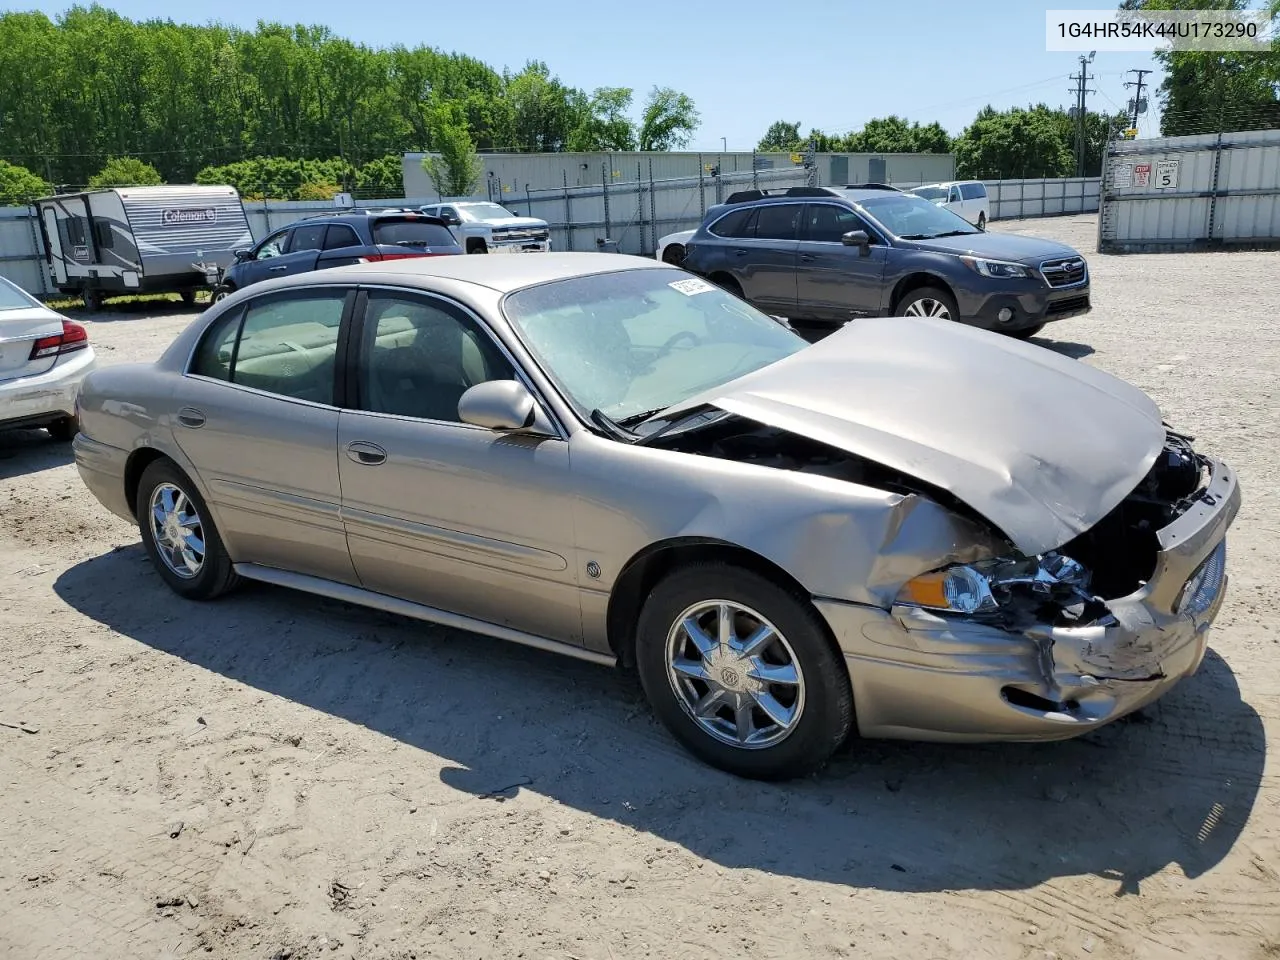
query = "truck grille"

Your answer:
(494, 227), (550, 242)
(1040, 257), (1088, 287)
